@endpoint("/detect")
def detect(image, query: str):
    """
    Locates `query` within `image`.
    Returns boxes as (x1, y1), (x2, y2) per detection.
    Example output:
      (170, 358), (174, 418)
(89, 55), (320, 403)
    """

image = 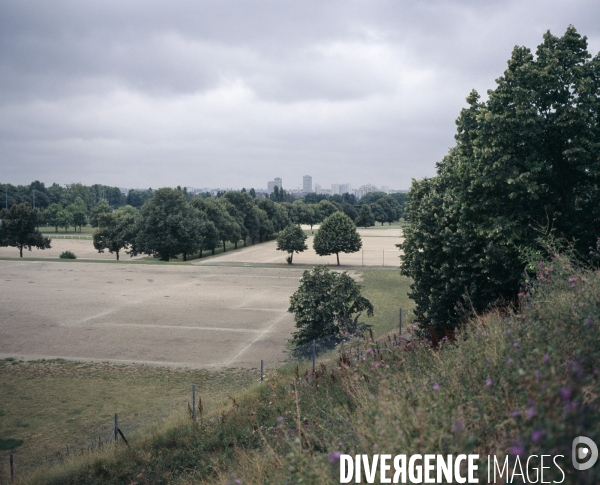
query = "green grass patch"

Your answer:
(0, 359), (255, 476)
